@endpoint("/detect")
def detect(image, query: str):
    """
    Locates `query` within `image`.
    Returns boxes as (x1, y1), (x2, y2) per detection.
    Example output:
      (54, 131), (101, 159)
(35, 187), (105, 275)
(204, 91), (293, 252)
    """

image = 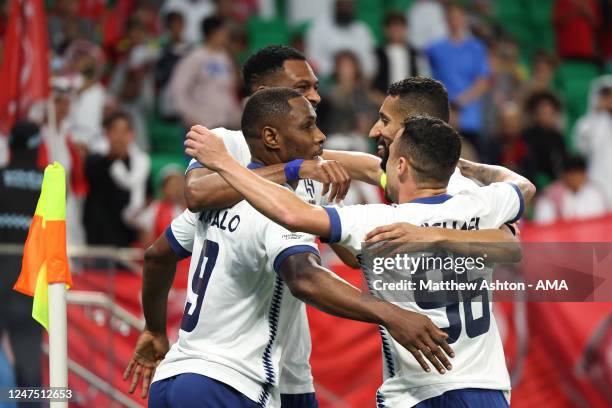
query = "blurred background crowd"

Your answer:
(1, 0), (612, 248)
